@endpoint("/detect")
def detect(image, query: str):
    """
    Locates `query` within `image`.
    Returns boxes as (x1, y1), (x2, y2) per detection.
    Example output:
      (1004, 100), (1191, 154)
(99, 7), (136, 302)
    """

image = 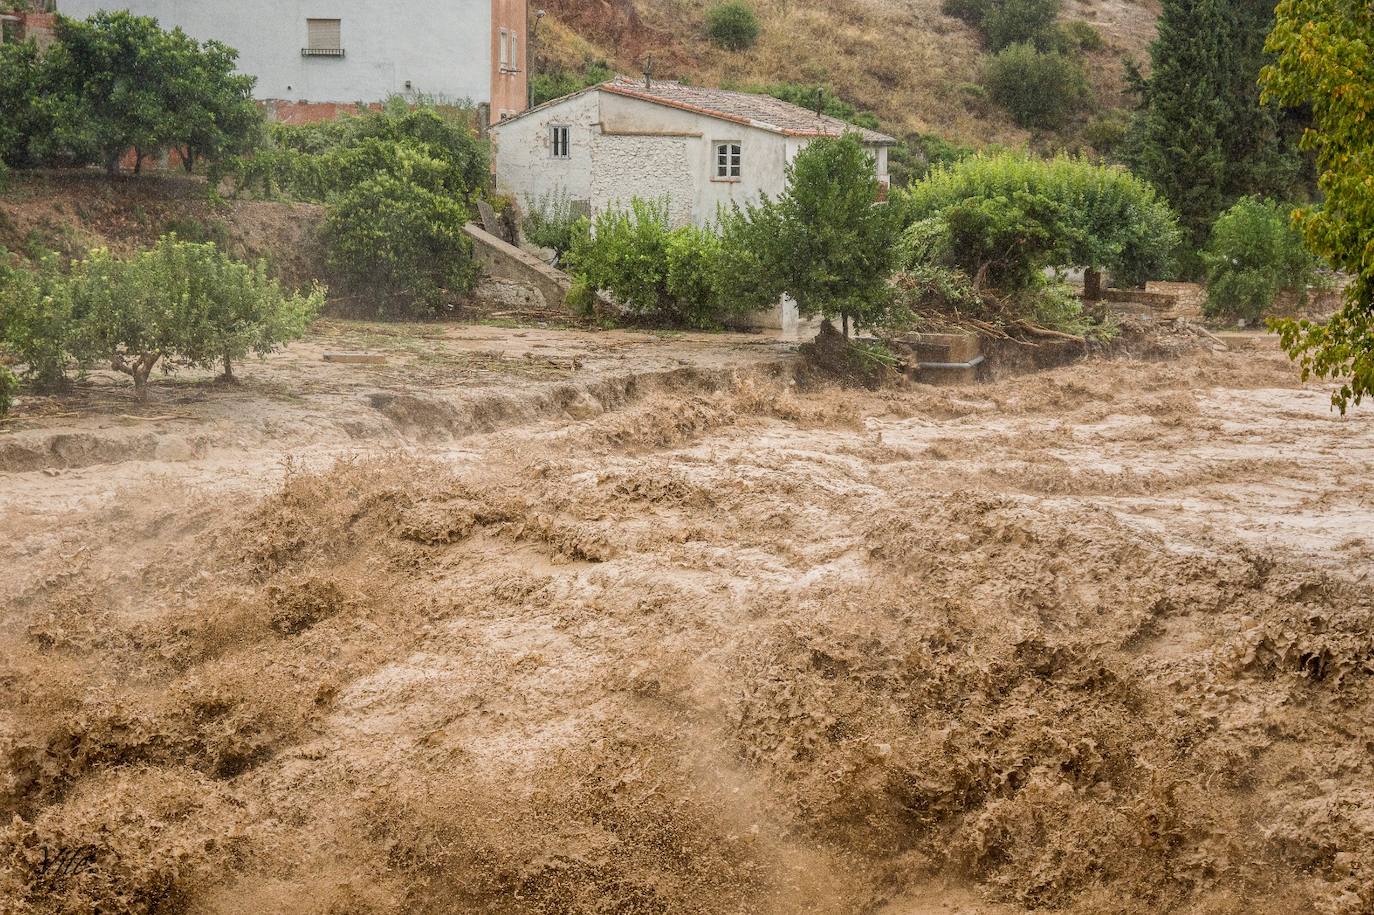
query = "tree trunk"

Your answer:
(842, 312), (851, 340)
(220, 352), (238, 383)
(105, 151), (121, 176)
(1084, 267), (1102, 301)
(133, 149), (144, 175)
(114, 352), (161, 401)
(183, 147), (196, 174)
